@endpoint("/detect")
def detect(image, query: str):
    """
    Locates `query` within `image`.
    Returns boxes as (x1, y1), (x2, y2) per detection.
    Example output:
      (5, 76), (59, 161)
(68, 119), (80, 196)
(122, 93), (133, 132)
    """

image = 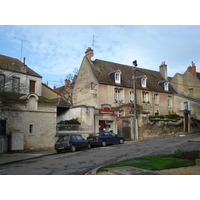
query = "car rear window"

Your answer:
(57, 135), (70, 142)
